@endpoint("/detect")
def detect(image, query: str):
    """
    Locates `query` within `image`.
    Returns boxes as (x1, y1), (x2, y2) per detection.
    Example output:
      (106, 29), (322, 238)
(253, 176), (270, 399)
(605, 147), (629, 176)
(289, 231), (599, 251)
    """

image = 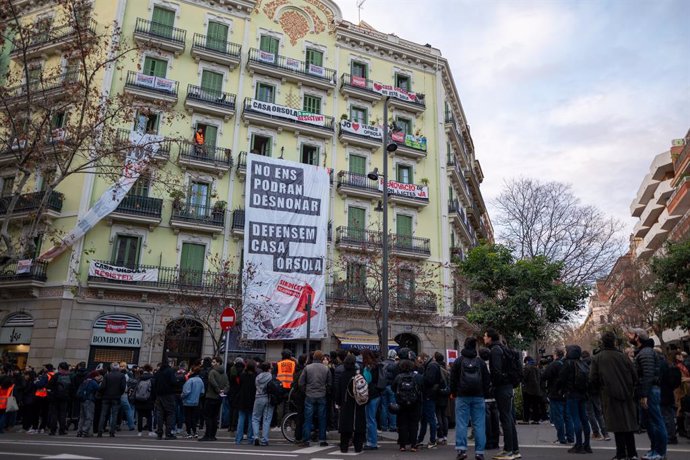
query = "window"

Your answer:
(135, 111), (160, 134)
(143, 57), (167, 78)
(396, 117), (412, 135)
(255, 82), (275, 103)
(349, 154), (366, 175)
(301, 144), (319, 165)
(64, 59), (80, 82)
(200, 69), (223, 95)
(250, 134), (271, 156)
(180, 242), (205, 286)
(397, 164), (413, 184)
(350, 106), (367, 124)
(130, 174), (150, 197)
(395, 73), (411, 91)
(151, 6), (175, 39)
(259, 35), (279, 55)
(450, 232), (455, 249)
(39, 170), (55, 192)
(351, 61), (367, 78)
(303, 95), (321, 114)
(348, 206), (366, 230)
(32, 17), (52, 45)
(32, 234), (43, 259)
(398, 268), (415, 304)
(27, 65), (42, 90)
(206, 21), (228, 52)
(112, 235), (140, 268)
(0, 176), (14, 197)
(51, 111), (66, 129)
(306, 48), (323, 67)
(196, 123), (217, 148)
(188, 181), (211, 214)
(396, 214), (413, 247)
(448, 186), (454, 202)
(347, 262), (366, 291)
